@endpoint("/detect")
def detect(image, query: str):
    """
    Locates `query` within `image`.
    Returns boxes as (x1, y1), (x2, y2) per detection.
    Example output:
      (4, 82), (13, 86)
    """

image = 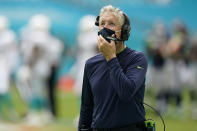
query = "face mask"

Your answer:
(98, 27), (117, 43)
